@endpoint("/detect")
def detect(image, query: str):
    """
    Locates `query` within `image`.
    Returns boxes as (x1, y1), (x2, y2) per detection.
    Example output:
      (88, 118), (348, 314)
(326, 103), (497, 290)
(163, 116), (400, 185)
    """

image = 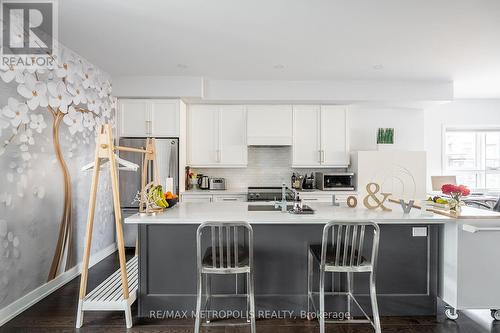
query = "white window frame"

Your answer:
(442, 125), (500, 191)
